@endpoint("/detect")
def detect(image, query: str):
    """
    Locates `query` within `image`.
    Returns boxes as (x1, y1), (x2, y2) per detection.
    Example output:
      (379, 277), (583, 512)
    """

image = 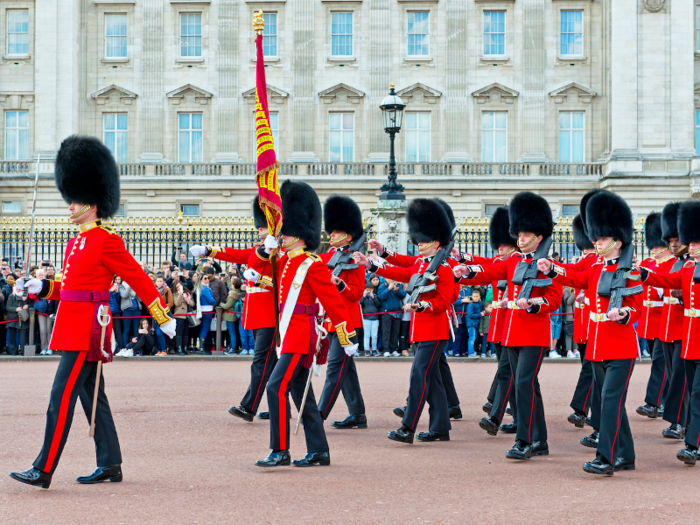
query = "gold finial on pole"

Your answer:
(390, 82), (395, 89)
(253, 10), (265, 36)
